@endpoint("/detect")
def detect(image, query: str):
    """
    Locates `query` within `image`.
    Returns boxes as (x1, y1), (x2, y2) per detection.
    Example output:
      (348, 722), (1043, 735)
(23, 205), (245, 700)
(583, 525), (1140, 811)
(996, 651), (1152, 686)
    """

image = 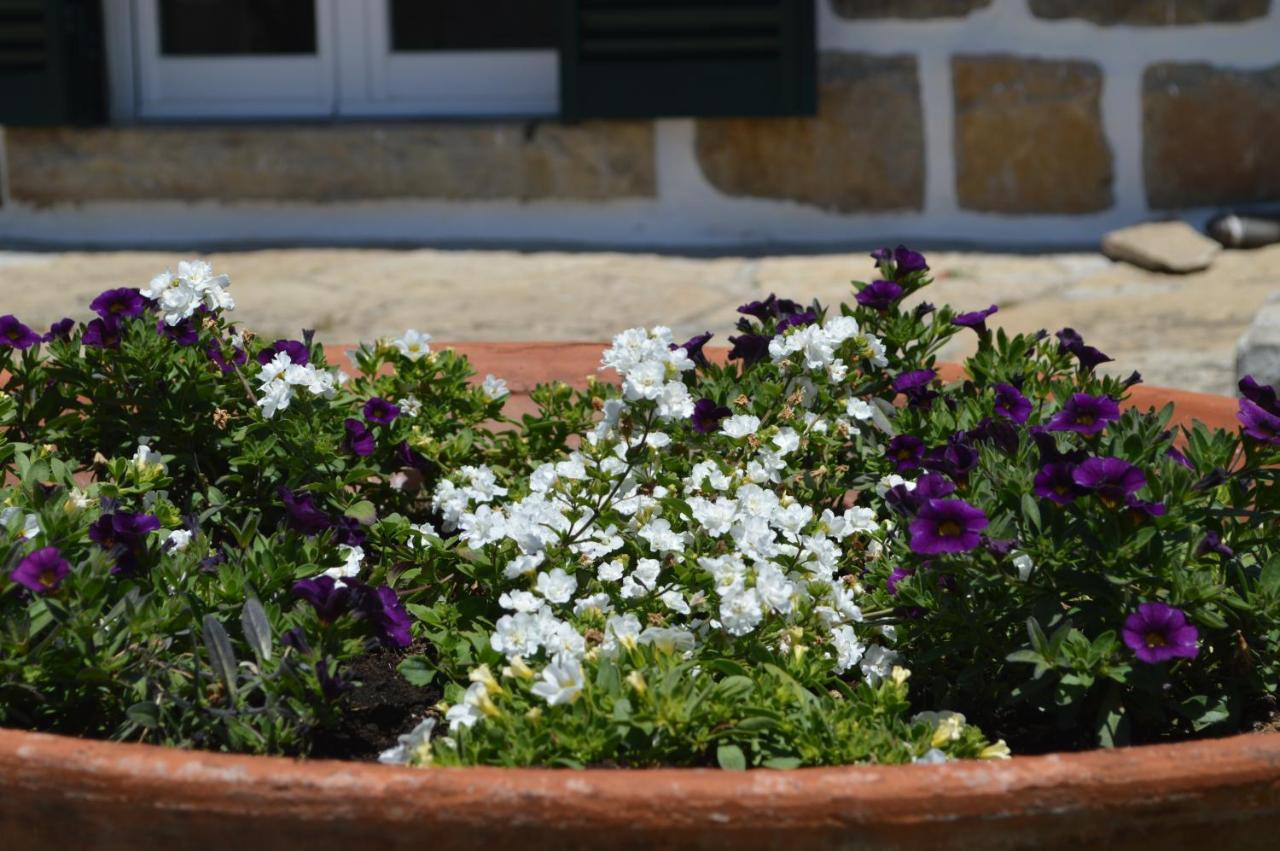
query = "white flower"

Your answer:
(131, 443), (166, 471)
(392, 329), (432, 360)
(621, 360), (667, 401)
(875, 474), (914, 498)
(166, 529), (193, 552)
(530, 654), (585, 706)
(458, 505), (506, 548)
(1013, 553), (1035, 582)
(597, 559), (625, 581)
(721, 414), (760, 438)
(491, 611), (545, 658)
(603, 613), (642, 654)
(772, 428), (800, 455)
(638, 626), (696, 653)
(445, 682), (488, 731)
(754, 562), (796, 614)
(499, 589), (542, 613)
(846, 398), (876, 421)
(573, 593), (612, 616)
(719, 587), (764, 636)
(688, 496), (738, 537)
(378, 717), (436, 765)
(2, 507), (41, 541)
(323, 545), (364, 582)
(256, 380), (294, 419)
(830, 625), (866, 674)
(481, 374), (510, 400)
(398, 395), (422, 417)
(534, 567), (578, 604)
(638, 517), (685, 554)
(860, 644), (899, 685)
(661, 589), (691, 615)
